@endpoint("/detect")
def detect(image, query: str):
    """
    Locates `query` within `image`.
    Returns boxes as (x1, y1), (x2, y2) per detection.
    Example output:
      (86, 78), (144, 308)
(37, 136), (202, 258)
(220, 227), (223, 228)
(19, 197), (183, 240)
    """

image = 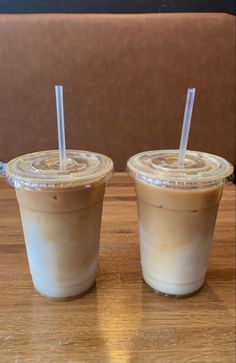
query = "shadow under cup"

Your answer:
(5, 150), (113, 300)
(127, 150), (233, 297)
